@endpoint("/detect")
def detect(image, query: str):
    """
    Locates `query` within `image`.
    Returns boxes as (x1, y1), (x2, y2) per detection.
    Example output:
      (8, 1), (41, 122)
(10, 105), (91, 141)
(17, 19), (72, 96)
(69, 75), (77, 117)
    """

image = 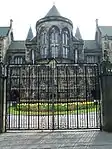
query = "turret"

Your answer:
(26, 27), (33, 41)
(75, 27), (82, 40)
